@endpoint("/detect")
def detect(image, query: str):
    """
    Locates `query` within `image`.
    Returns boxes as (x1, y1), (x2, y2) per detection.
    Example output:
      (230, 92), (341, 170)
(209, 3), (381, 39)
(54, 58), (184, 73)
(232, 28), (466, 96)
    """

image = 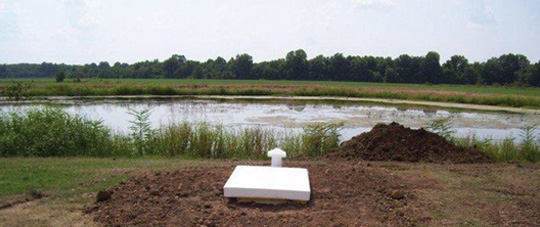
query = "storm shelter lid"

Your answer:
(223, 165), (311, 201)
